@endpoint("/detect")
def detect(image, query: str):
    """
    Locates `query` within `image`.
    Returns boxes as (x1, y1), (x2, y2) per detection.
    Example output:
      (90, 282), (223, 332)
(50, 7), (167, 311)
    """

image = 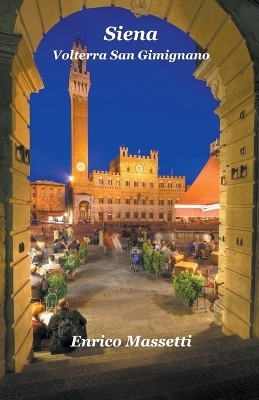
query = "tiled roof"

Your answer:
(30, 180), (65, 185)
